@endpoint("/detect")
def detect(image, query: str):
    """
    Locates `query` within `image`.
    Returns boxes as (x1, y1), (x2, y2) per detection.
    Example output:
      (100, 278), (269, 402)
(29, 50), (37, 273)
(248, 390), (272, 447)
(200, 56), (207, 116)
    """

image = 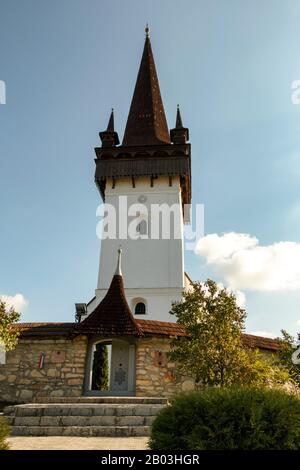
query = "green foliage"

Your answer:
(277, 330), (300, 387)
(240, 348), (290, 387)
(0, 301), (20, 352)
(169, 279), (288, 387)
(0, 416), (10, 450)
(149, 388), (300, 450)
(92, 343), (109, 390)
